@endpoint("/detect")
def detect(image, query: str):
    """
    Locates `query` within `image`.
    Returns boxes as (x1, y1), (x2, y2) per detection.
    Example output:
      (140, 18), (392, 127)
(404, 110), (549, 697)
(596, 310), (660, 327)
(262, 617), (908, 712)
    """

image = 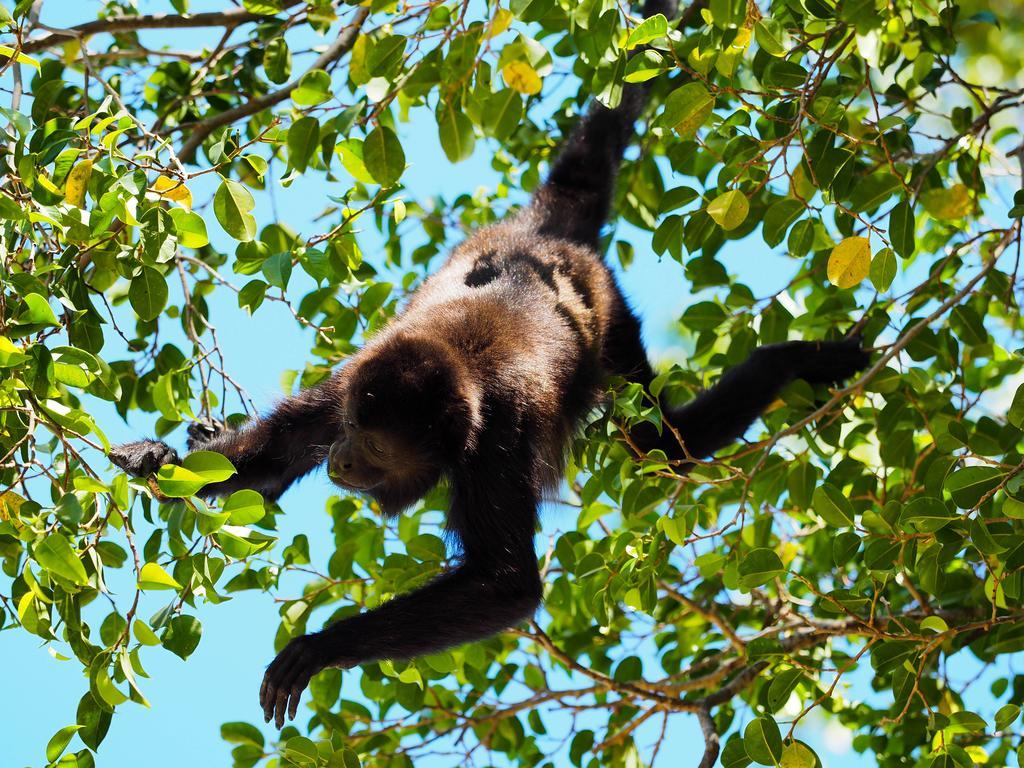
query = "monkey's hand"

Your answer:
(186, 420), (226, 451)
(109, 440), (180, 477)
(260, 634), (355, 728)
(793, 337), (870, 386)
